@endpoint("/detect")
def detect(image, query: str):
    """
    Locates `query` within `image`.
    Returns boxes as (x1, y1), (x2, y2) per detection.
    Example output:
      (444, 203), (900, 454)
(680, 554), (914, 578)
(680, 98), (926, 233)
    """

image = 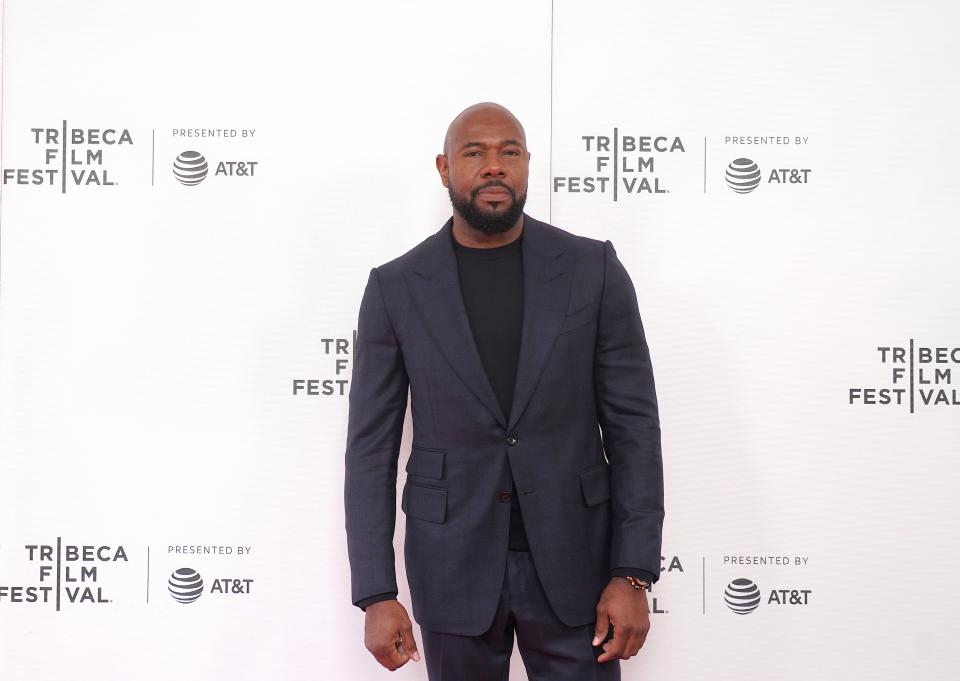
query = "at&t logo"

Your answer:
(172, 149), (258, 186)
(724, 577), (761, 614)
(724, 577), (812, 614)
(725, 158), (762, 194)
(173, 151), (208, 185)
(725, 157), (811, 193)
(167, 566), (254, 604)
(168, 567), (204, 603)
